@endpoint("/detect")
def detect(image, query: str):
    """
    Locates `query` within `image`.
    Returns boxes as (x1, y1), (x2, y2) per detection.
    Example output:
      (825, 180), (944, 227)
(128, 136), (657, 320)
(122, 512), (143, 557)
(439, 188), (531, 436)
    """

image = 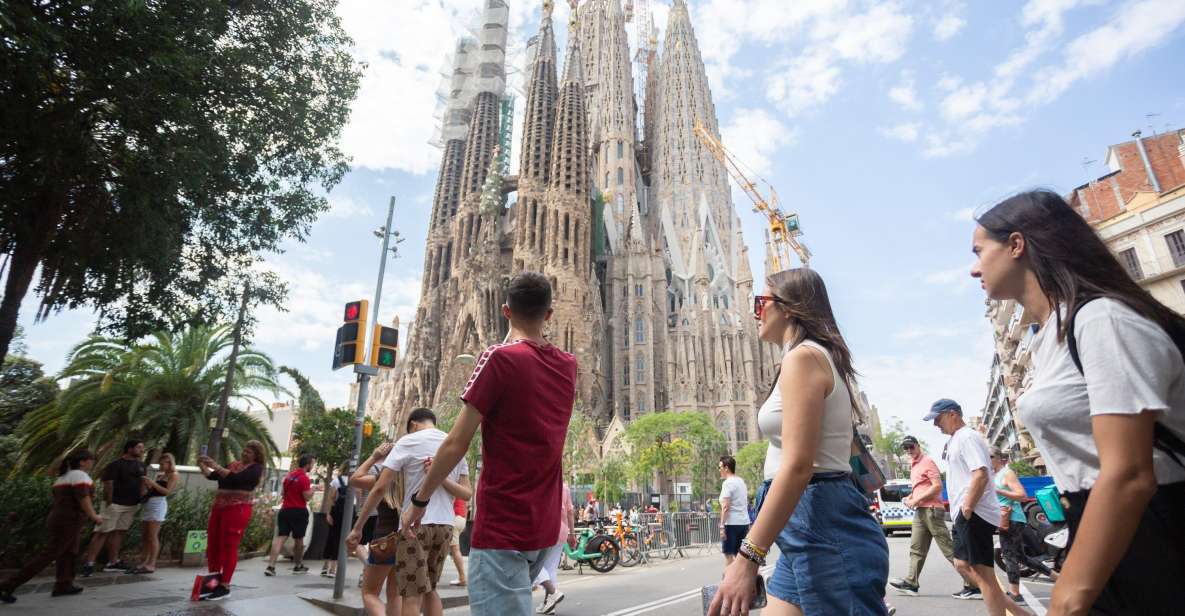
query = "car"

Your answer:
(874, 479), (915, 536)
